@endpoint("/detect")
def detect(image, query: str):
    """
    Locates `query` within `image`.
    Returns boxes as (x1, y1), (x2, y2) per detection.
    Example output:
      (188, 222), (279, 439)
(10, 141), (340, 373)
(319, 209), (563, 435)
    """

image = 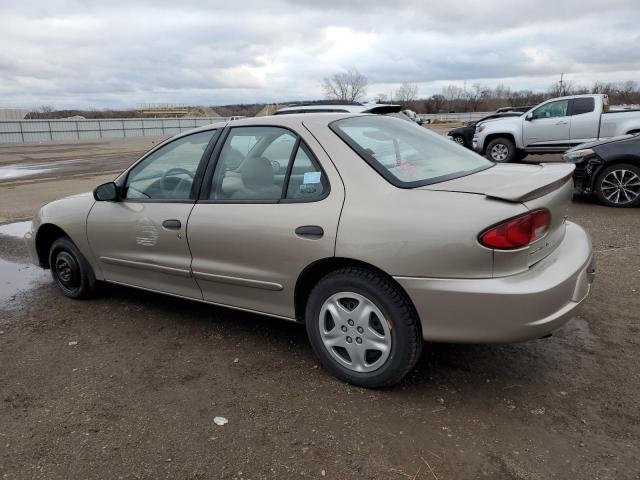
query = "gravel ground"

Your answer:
(0, 139), (639, 479)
